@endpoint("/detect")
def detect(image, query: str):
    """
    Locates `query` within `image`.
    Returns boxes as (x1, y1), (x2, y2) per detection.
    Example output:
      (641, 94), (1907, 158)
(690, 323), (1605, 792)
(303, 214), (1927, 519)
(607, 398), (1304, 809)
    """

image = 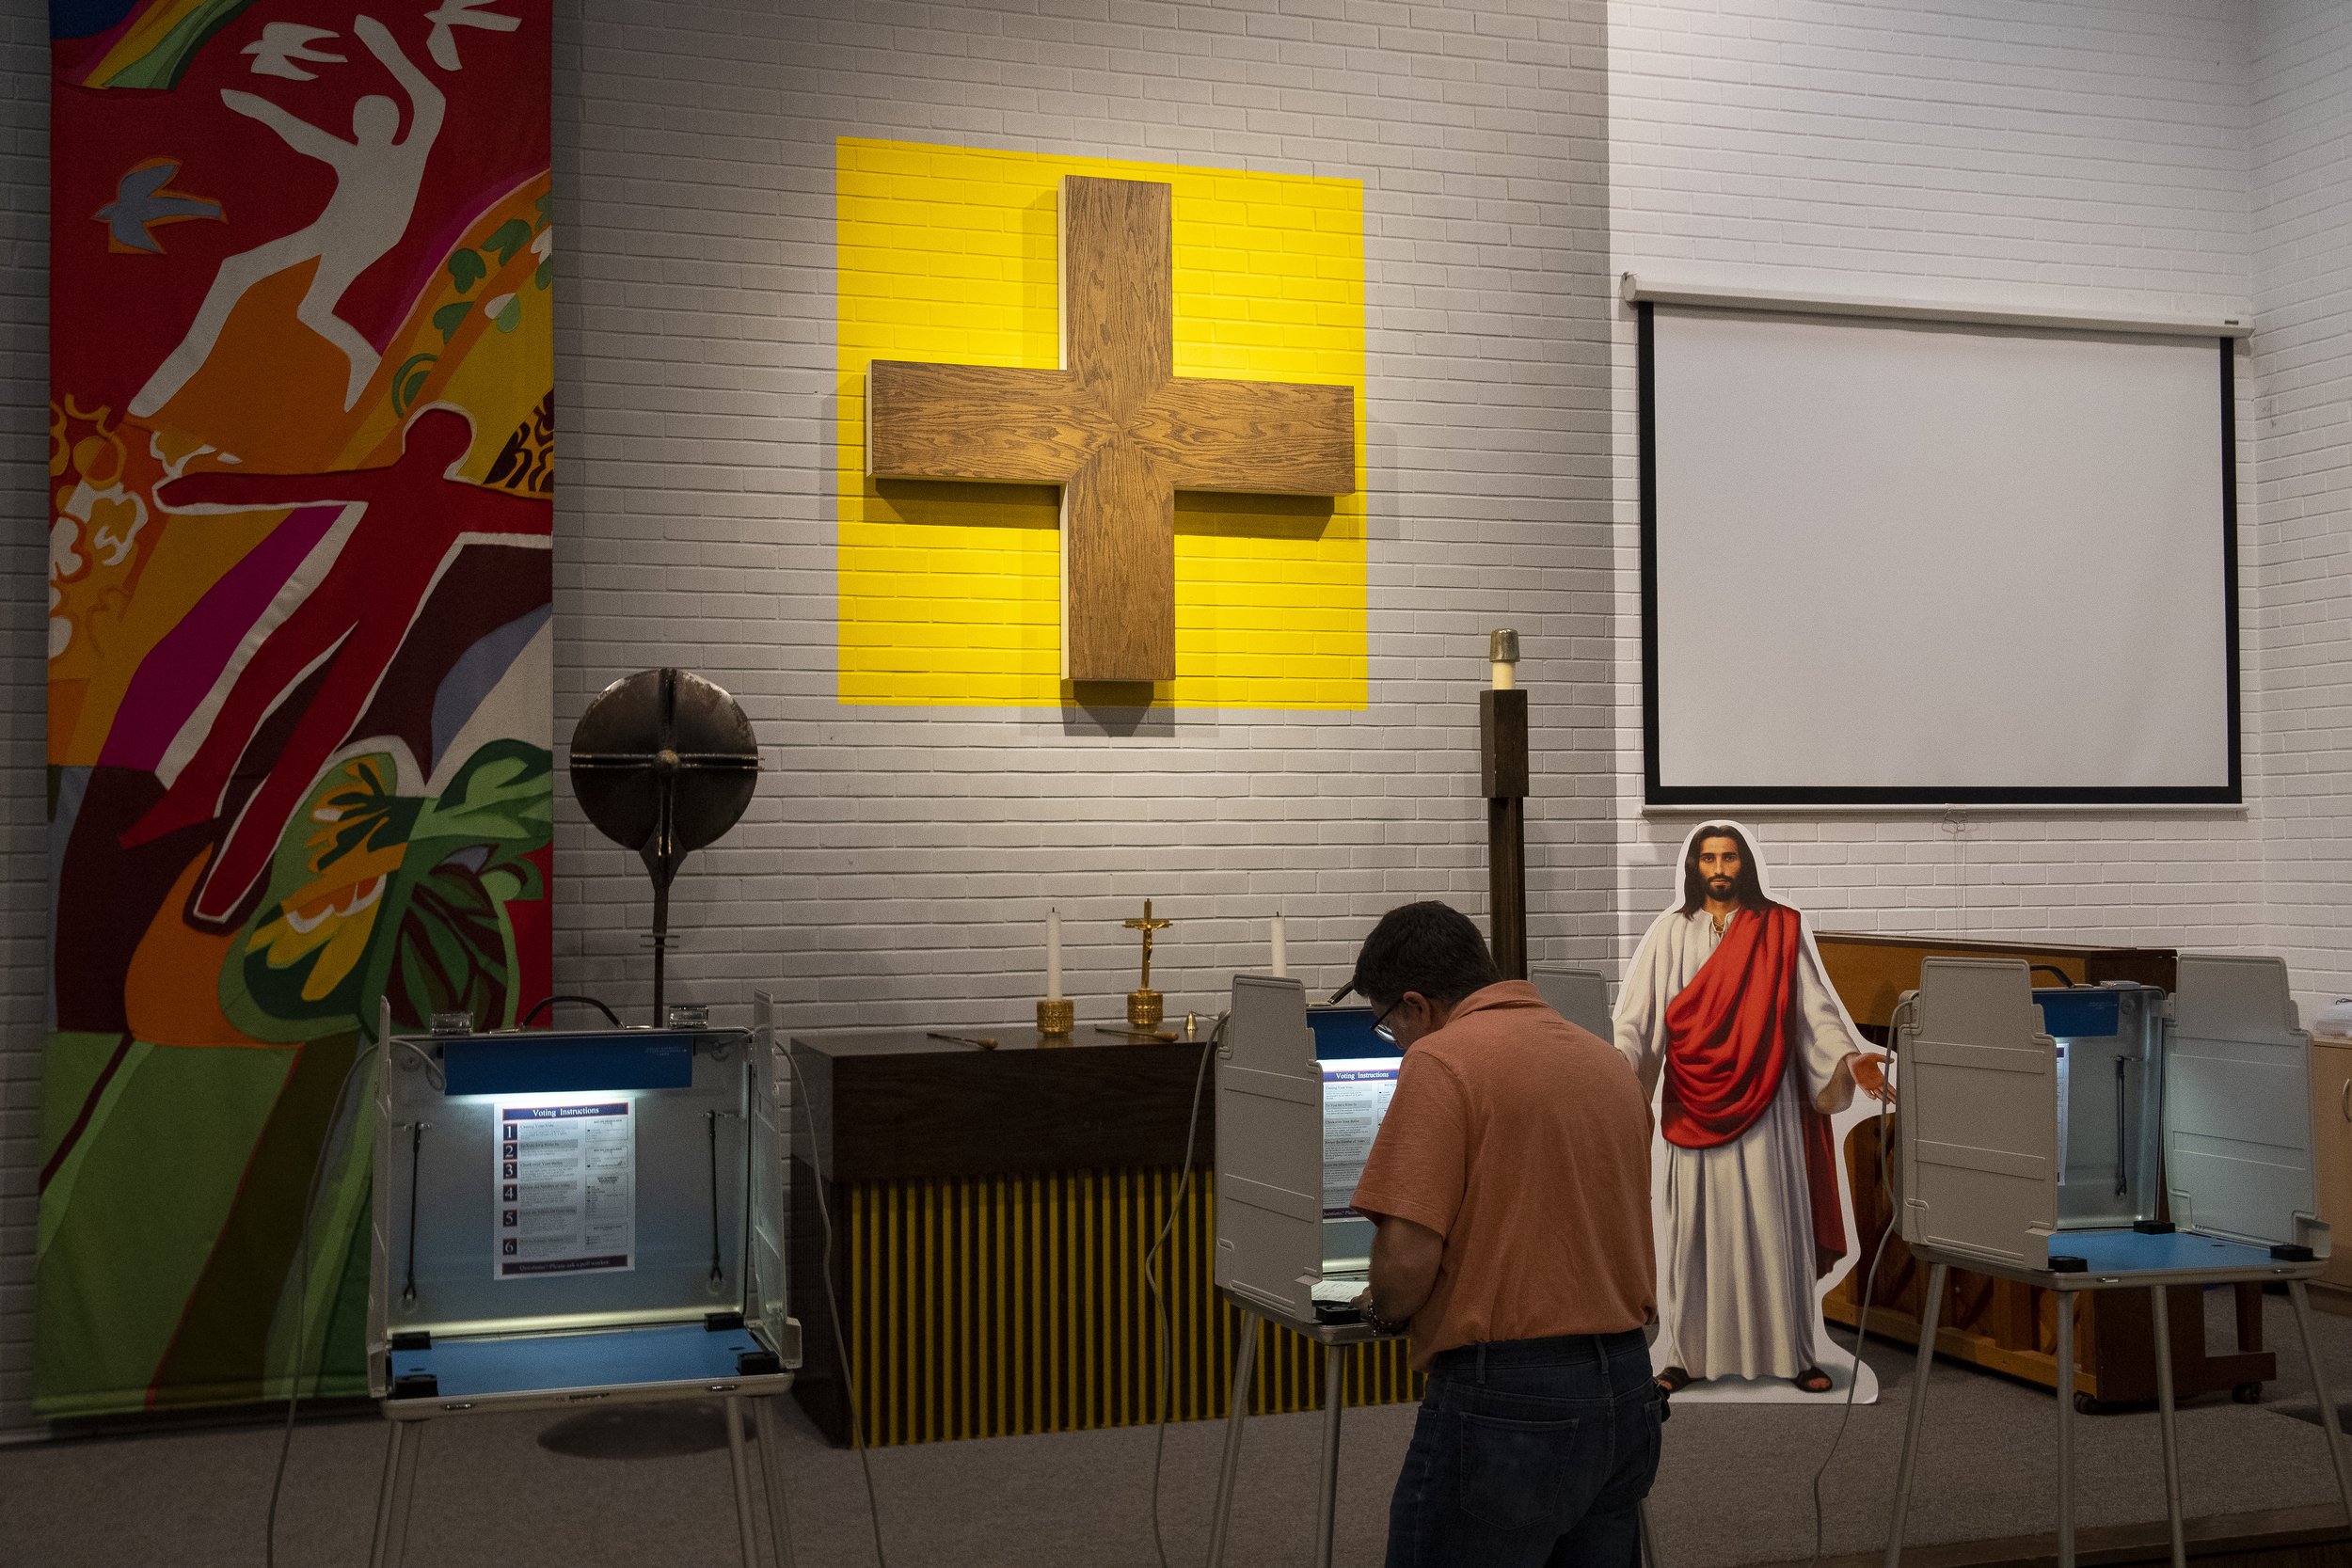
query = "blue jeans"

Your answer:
(1385, 1331), (1661, 1568)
